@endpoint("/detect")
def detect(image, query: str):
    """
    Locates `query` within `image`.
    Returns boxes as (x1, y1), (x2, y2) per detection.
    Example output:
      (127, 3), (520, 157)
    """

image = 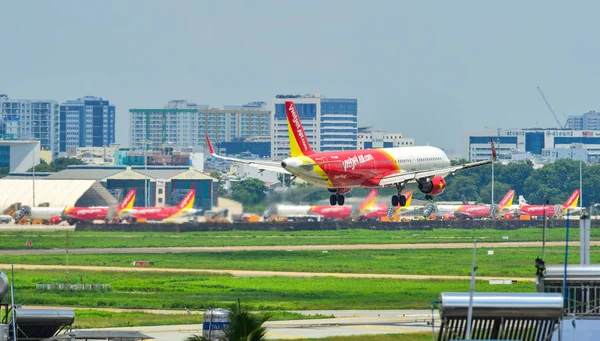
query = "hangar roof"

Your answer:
(0, 179), (118, 211)
(46, 168), (123, 180)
